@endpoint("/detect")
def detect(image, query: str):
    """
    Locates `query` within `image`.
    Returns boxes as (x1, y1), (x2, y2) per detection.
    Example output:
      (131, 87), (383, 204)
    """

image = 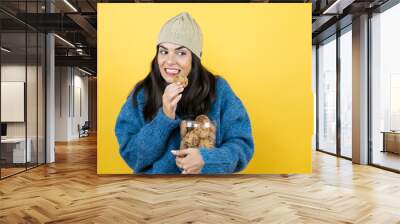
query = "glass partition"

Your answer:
(1, 30), (28, 177)
(0, 1), (46, 179)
